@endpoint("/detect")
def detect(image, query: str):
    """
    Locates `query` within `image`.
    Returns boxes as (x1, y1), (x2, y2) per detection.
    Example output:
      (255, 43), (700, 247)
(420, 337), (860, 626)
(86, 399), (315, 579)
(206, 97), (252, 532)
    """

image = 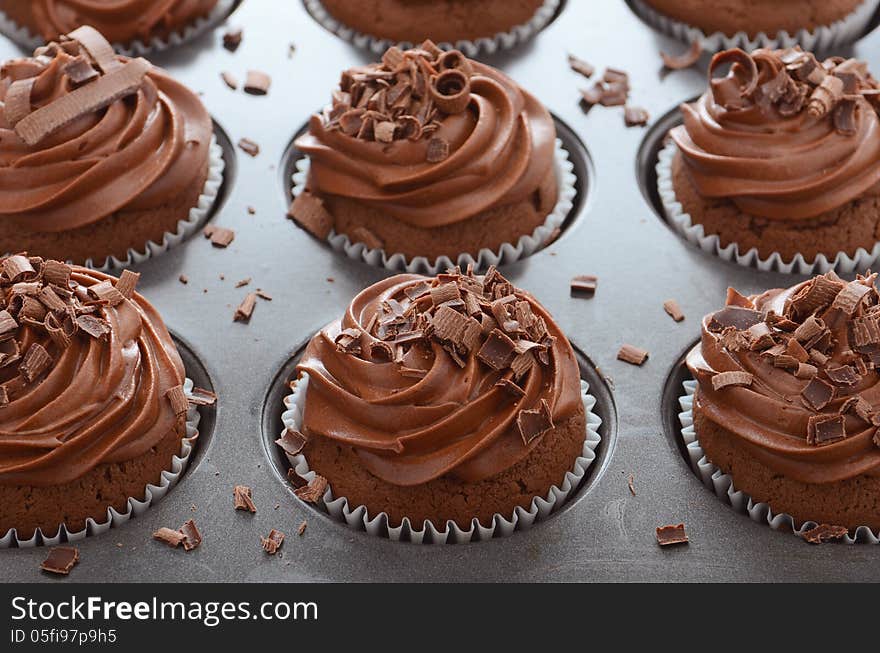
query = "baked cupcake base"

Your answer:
(679, 380), (880, 543)
(281, 375), (603, 543)
(670, 149), (880, 262)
